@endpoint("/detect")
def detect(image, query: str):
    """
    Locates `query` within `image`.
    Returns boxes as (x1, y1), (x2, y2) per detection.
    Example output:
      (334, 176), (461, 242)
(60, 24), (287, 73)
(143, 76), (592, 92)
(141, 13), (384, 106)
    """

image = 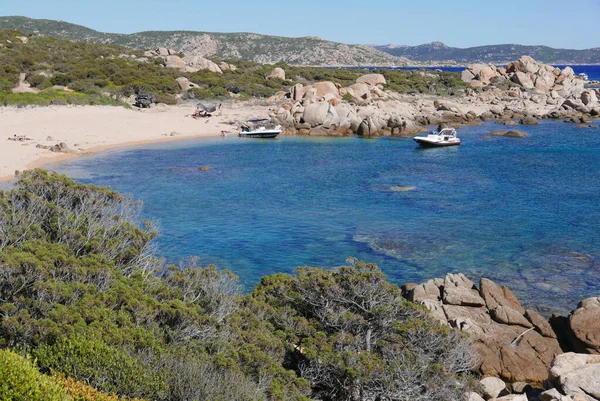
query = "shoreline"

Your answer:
(0, 132), (224, 184)
(0, 103), (268, 184)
